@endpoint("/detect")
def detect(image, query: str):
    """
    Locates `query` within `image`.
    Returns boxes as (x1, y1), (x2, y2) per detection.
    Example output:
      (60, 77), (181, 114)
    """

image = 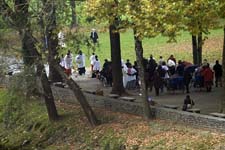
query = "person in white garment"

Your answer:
(60, 54), (65, 68)
(75, 50), (86, 75)
(64, 52), (73, 76)
(89, 52), (96, 73)
(126, 63), (137, 89)
(92, 55), (101, 78)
